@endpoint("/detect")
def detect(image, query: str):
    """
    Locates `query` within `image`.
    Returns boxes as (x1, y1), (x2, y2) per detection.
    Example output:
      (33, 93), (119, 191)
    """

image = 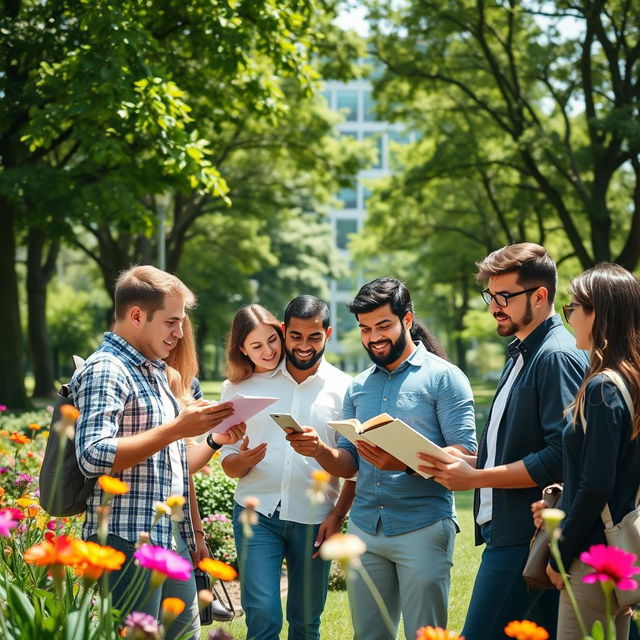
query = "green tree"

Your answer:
(367, 0), (640, 269)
